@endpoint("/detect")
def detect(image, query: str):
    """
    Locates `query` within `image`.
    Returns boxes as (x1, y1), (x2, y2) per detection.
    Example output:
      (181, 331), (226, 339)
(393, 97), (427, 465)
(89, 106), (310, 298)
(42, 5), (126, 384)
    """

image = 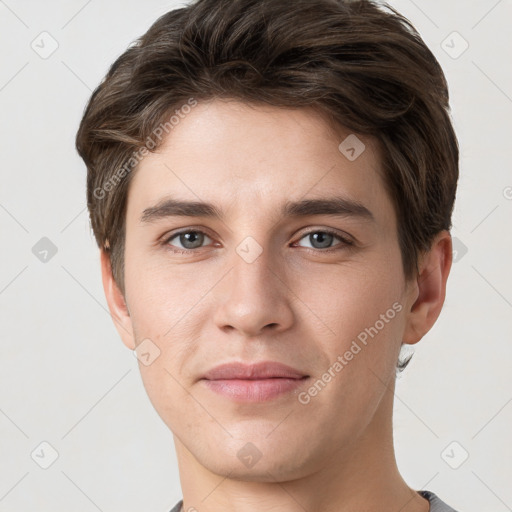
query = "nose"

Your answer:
(212, 247), (295, 337)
